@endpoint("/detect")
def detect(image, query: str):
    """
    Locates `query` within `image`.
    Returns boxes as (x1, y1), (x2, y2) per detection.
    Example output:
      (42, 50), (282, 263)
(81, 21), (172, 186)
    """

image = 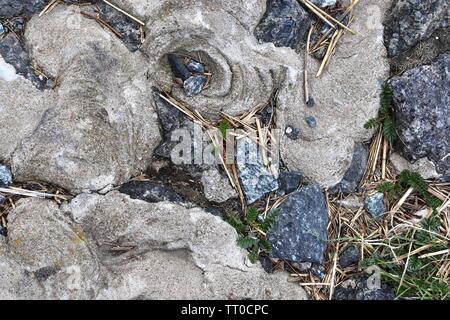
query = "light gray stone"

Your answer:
(9, 7), (161, 193)
(0, 193), (308, 299)
(201, 167), (237, 203)
(390, 152), (440, 180)
(277, 0), (390, 188)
